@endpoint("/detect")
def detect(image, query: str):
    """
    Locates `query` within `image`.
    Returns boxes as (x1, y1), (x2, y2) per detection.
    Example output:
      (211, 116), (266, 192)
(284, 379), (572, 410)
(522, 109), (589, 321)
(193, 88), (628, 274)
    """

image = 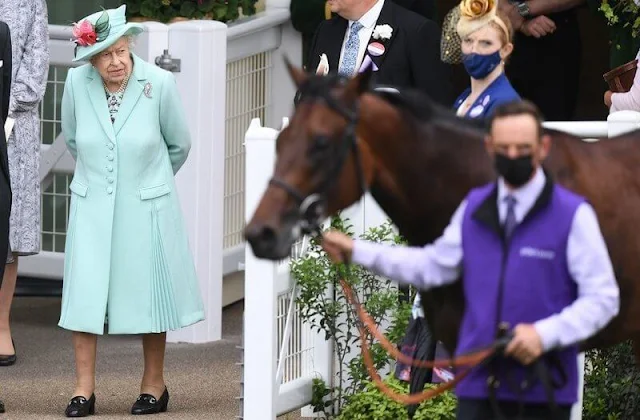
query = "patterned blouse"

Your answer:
(104, 75), (130, 123)
(105, 89), (125, 123)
